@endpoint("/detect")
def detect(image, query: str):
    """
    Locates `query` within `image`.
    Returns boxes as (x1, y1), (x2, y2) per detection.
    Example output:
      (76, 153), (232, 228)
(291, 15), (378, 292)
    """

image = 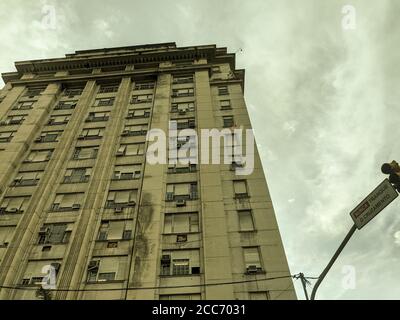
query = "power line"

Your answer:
(0, 274), (296, 293)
